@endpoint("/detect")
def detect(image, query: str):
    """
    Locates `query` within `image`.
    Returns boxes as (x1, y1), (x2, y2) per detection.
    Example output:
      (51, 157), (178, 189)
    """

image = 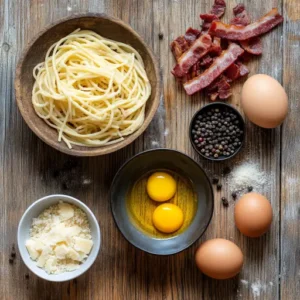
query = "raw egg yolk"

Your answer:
(152, 203), (183, 233)
(147, 172), (177, 202)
